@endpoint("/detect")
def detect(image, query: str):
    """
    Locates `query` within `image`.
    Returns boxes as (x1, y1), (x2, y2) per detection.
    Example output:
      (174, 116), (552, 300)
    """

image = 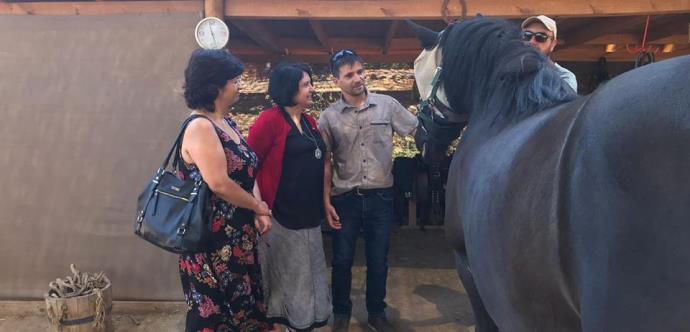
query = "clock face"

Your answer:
(195, 17), (229, 50)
